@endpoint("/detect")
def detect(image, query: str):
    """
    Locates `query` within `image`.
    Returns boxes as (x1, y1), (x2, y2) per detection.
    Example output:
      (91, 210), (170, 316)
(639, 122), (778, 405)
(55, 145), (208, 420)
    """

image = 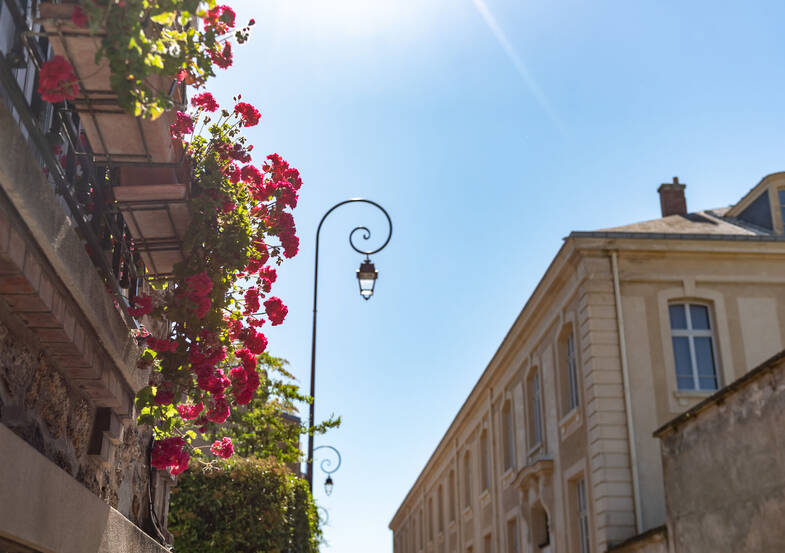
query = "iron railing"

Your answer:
(0, 0), (141, 328)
